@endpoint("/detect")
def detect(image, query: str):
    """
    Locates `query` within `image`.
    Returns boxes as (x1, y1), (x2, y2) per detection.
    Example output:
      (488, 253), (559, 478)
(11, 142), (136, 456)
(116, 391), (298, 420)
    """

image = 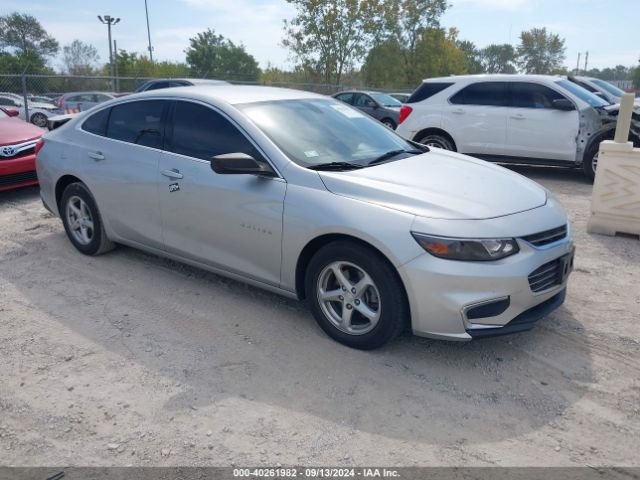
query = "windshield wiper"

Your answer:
(308, 162), (365, 171)
(368, 149), (423, 166)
